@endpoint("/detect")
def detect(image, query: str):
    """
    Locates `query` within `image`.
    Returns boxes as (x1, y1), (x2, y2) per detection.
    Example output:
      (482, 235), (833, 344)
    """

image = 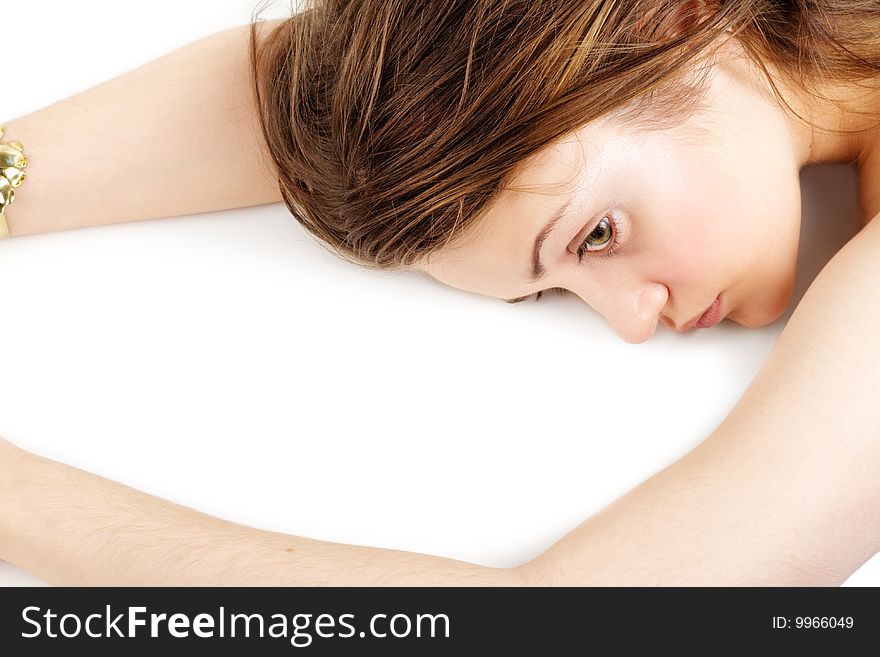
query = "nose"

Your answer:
(611, 282), (669, 344)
